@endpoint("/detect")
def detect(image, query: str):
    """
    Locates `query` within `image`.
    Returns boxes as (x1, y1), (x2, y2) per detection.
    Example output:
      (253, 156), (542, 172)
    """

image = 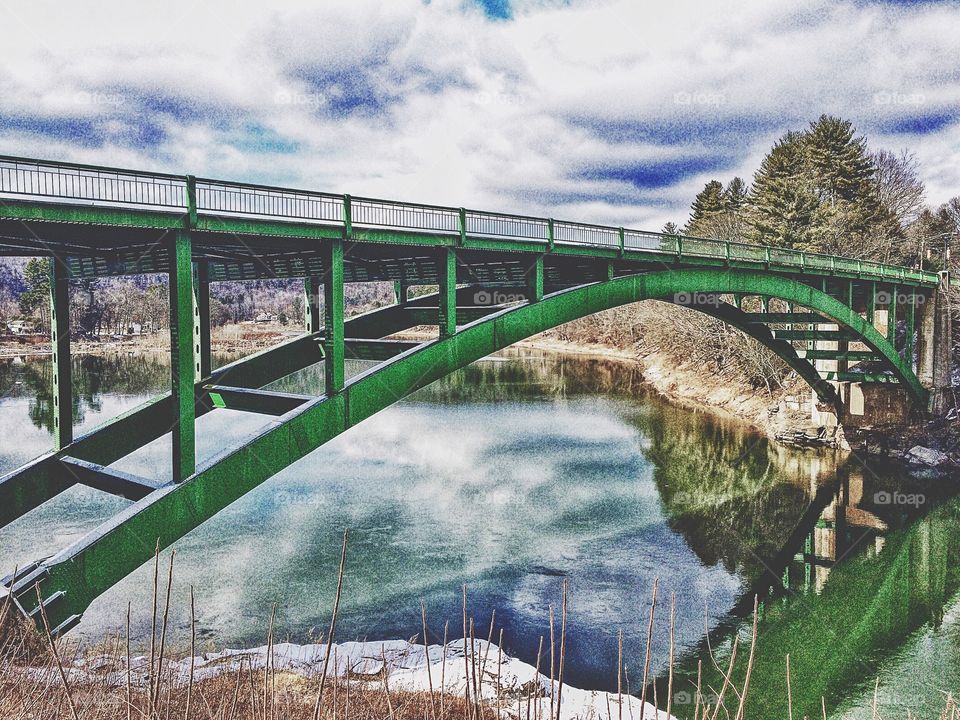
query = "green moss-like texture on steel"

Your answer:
(15, 269), (926, 632)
